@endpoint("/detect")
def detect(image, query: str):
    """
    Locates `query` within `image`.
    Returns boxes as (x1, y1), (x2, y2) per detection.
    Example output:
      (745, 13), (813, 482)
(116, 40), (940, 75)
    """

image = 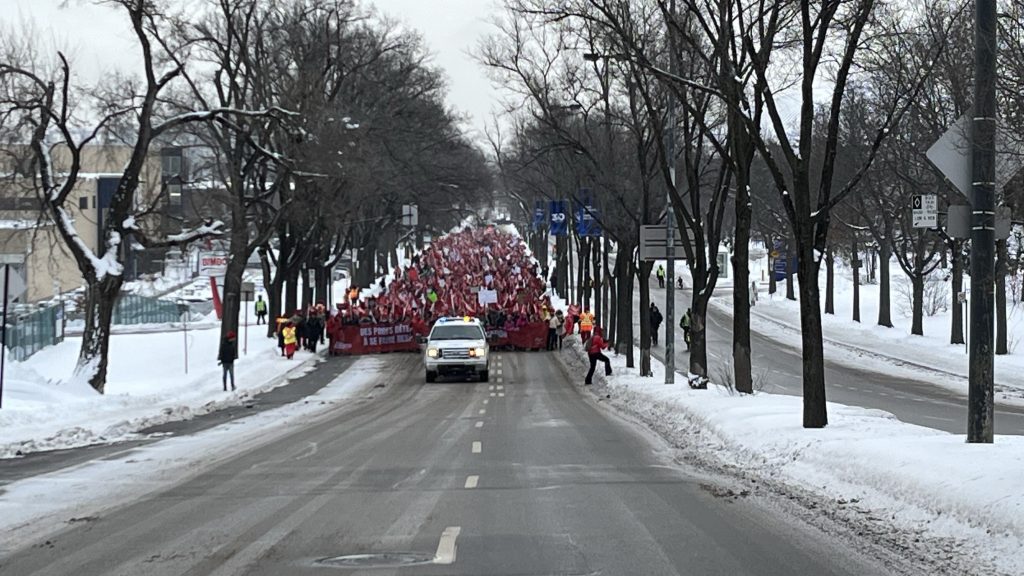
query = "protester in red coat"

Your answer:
(584, 327), (612, 385)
